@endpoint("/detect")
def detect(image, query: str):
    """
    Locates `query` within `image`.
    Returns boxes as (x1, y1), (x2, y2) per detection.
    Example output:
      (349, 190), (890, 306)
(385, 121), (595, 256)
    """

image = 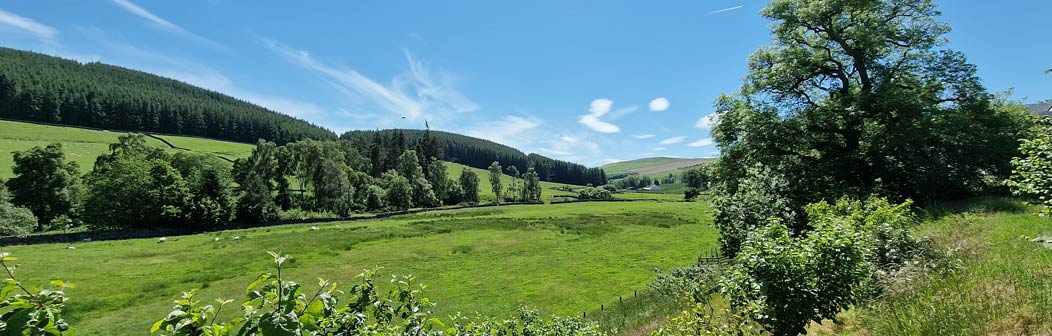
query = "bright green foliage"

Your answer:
(720, 198), (919, 335)
(83, 136), (193, 228)
(0, 182), (36, 236)
(6, 143), (80, 229)
(712, 164), (799, 256)
(458, 169), (480, 203)
(488, 162), (503, 204)
(365, 185), (387, 211)
(576, 187), (612, 200)
(427, 159), (451, 204)
(710, 0), (1030, 254)
(383, 171), (414, 210)
(523, 167), (542, 202)
(0, 253), (72, 335)
(152, 253), (606, 336)
(1008, 117), (1052, 215)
